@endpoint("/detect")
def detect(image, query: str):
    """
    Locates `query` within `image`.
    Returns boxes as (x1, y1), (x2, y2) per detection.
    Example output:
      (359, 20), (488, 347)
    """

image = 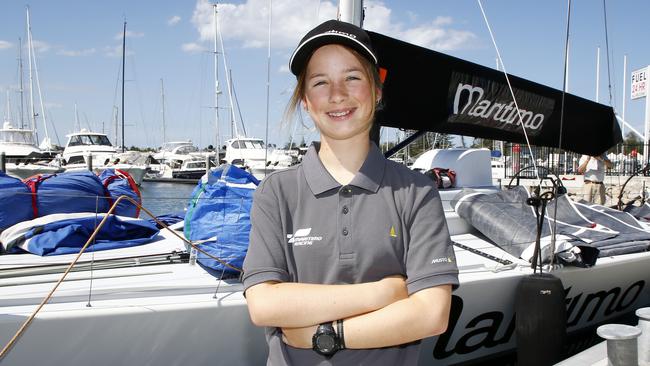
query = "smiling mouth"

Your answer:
(327, 109), (354, 118)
